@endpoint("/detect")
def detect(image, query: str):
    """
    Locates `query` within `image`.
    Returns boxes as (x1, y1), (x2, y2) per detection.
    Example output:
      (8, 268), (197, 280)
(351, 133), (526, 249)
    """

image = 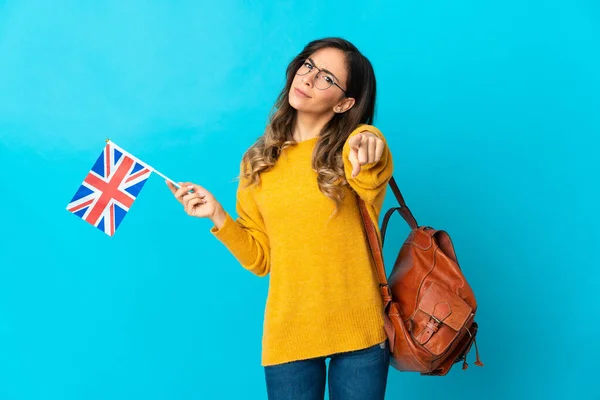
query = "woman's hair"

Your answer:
(241, 37), (377, 208)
